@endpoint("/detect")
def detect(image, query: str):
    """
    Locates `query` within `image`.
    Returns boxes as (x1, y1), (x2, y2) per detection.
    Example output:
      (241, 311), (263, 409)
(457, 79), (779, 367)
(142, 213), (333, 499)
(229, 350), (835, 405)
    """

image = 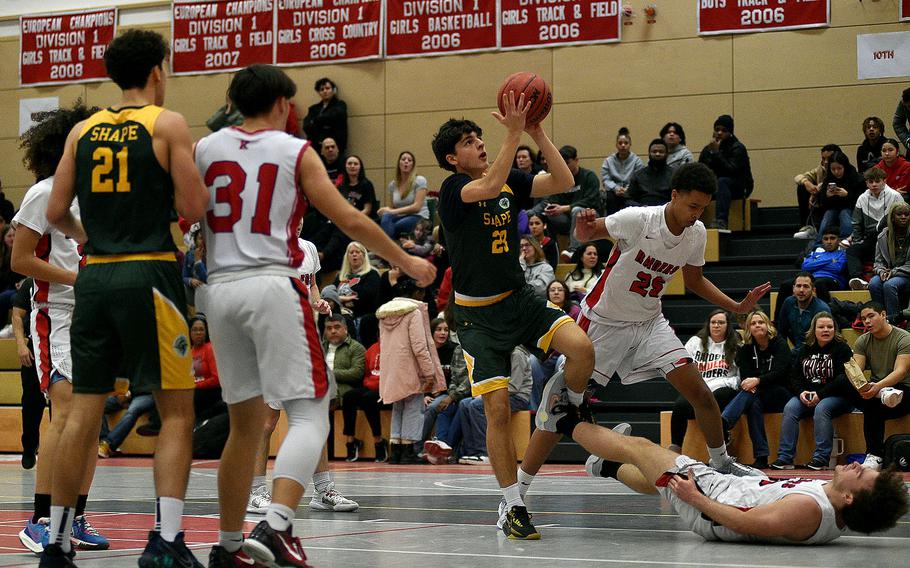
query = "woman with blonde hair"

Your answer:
(719, 310), (792, 469)
(330, 241), (381, 342)
(519, 235), (554, 298)
(377, 151), (430, 238)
